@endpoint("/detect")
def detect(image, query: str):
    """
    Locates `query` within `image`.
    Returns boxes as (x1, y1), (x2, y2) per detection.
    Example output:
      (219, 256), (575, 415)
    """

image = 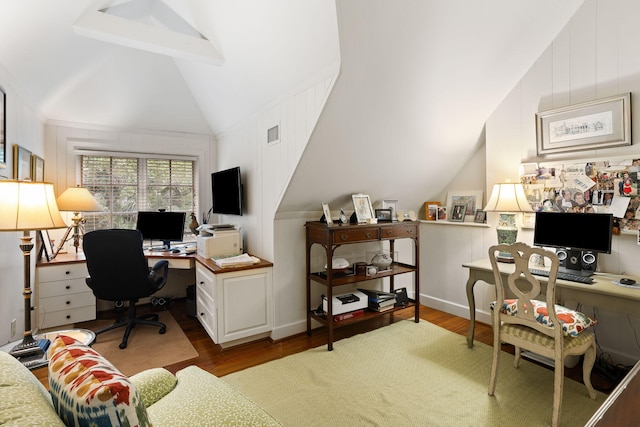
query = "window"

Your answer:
(81, 154), (198, 236)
